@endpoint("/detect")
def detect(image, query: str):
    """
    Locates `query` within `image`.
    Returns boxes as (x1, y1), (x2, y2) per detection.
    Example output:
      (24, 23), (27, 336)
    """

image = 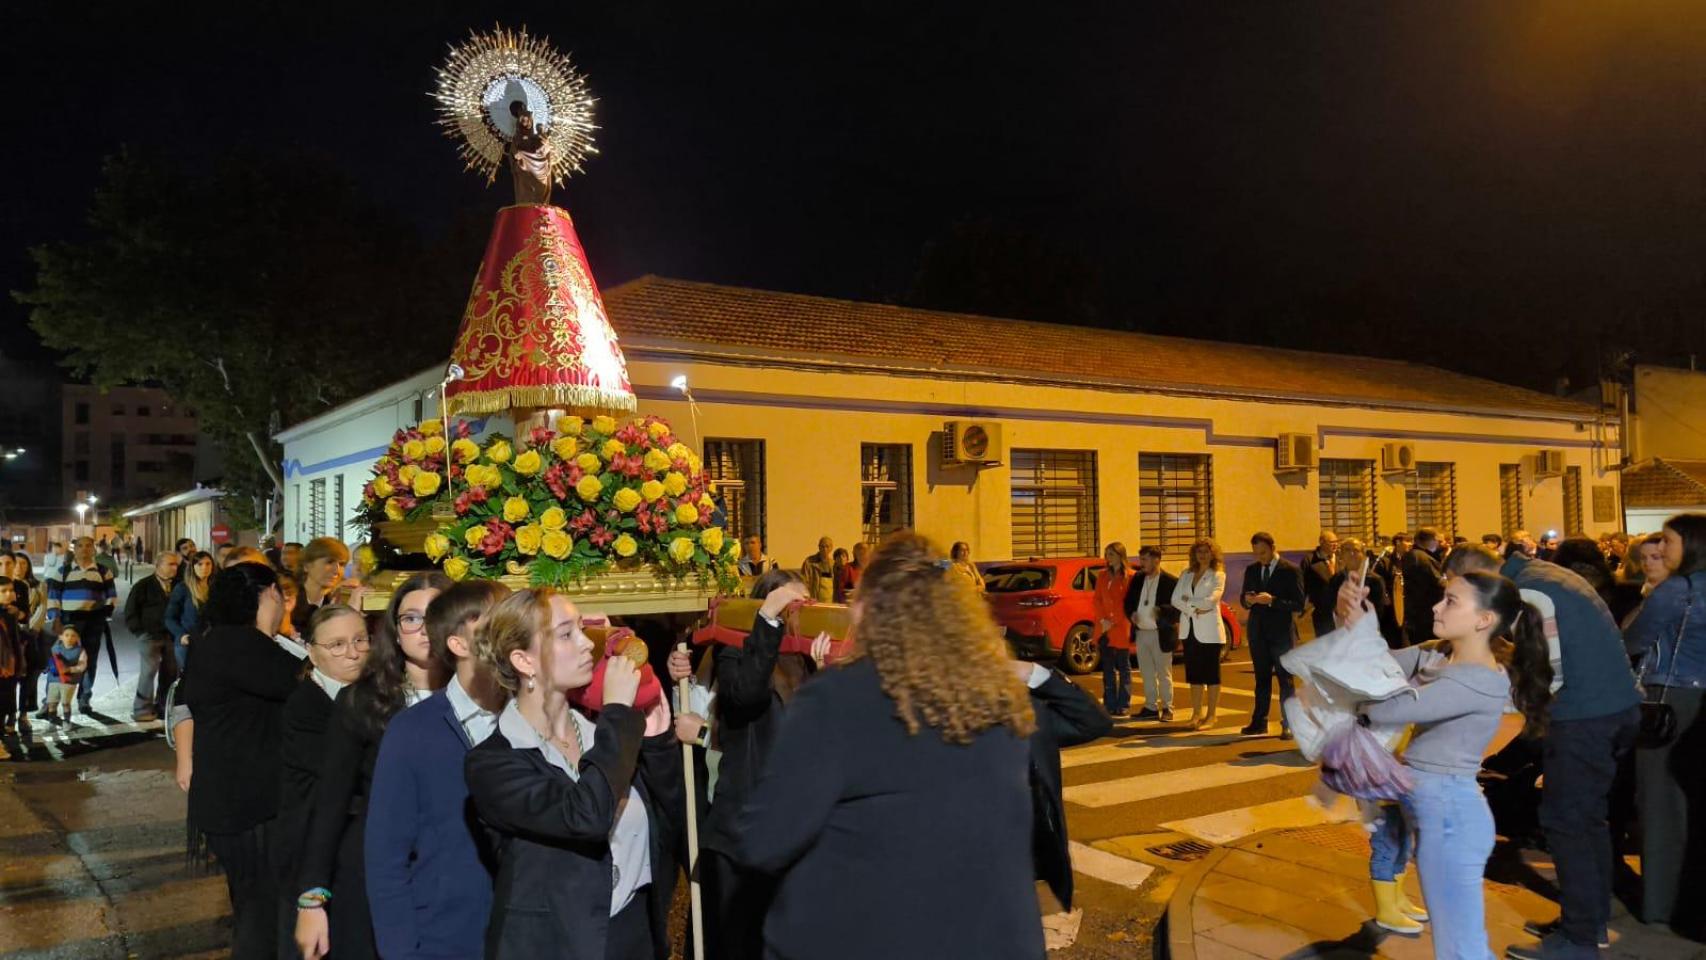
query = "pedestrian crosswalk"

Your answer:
(1057, 669), (1348, 861)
